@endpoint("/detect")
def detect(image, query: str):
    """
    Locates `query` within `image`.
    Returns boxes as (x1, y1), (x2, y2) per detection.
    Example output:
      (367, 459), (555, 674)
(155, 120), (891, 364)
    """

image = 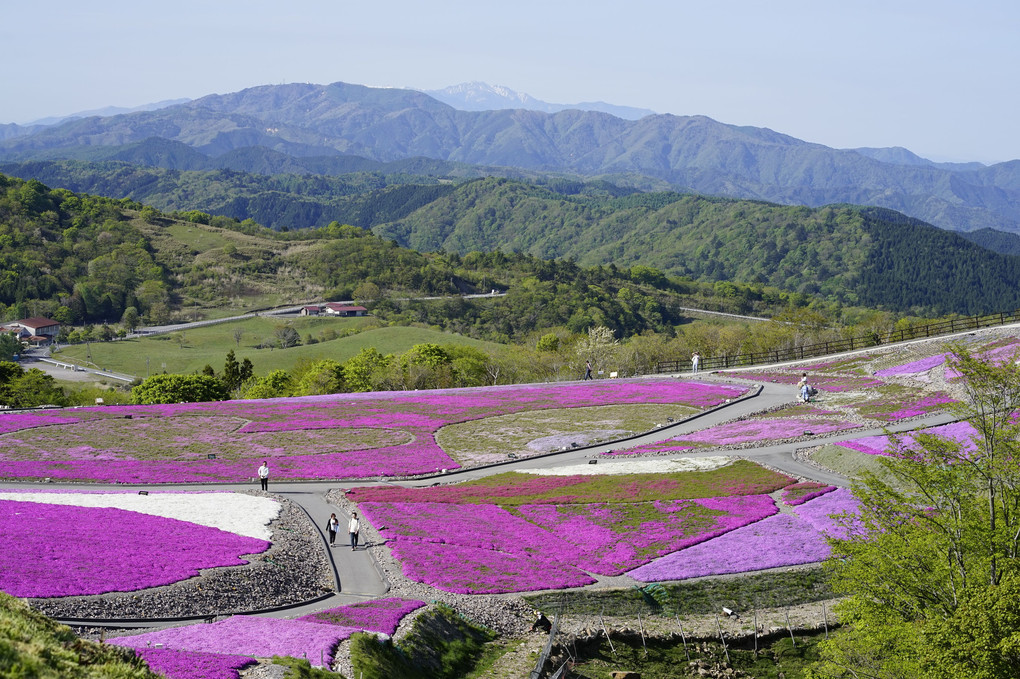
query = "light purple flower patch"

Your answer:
(129, 647), (256, 679)
(793, 488), (861, 540)
(109, 616), (354, 667)
(0, 501), (268, 598)
(628, 513), (831, 581)
(837, 421), (979, 458)
(298, 598), (426, 635)
(668, 418), (861, 447)
(875, 354), (950, 378)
